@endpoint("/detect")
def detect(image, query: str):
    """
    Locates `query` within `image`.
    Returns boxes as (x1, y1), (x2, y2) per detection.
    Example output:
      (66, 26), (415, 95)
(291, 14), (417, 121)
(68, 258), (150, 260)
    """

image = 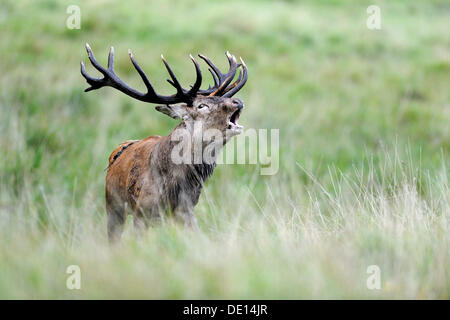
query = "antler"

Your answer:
(198, 52), (248, 98)
(81, 43), (201, 105)
(81, 44), (247, 104)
